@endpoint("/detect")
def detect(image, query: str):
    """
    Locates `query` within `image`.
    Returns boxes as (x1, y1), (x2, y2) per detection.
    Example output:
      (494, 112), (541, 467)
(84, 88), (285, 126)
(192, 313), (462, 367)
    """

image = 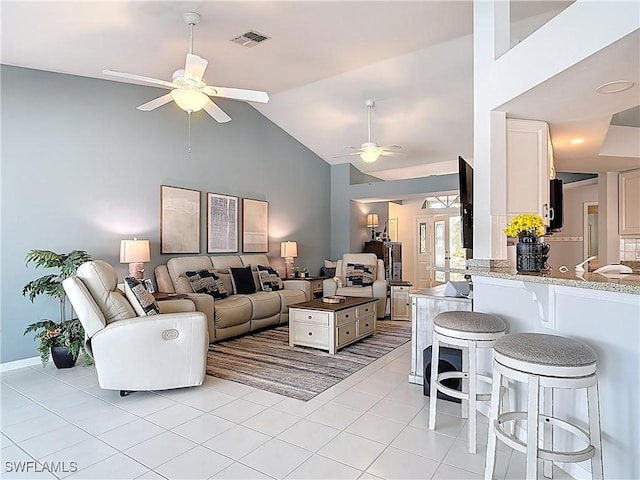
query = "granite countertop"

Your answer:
(471, 267), (640, 295)
(410, 284), (472, 301)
